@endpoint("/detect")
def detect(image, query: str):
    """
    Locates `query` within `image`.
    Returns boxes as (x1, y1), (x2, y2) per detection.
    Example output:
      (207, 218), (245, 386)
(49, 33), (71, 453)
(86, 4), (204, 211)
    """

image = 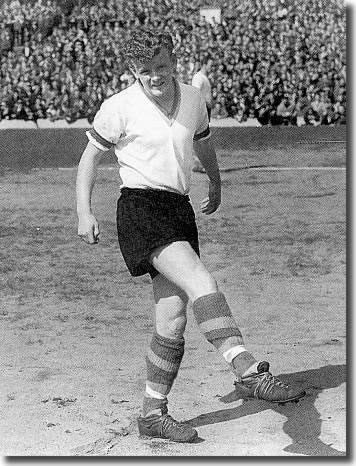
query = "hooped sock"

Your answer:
(241, 361), (260, 377)
(193, 291), (257, 378)
(192, 291), (244, 349)
(142, 395), (168, 417)
(231, 352), (258, 380)
(143, 332), (185, 416)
